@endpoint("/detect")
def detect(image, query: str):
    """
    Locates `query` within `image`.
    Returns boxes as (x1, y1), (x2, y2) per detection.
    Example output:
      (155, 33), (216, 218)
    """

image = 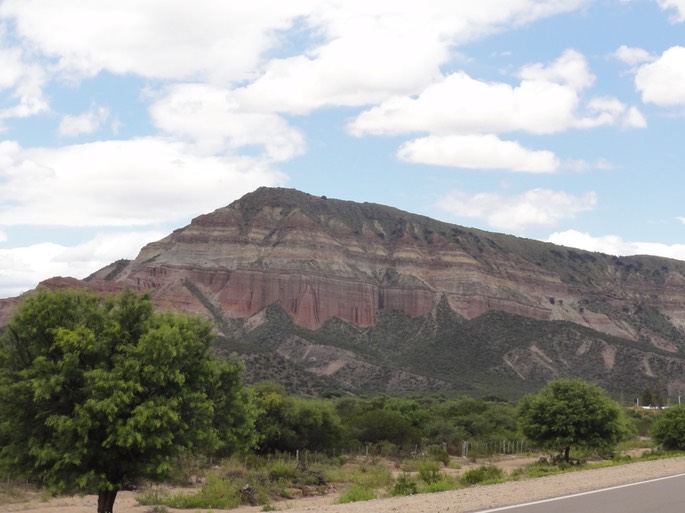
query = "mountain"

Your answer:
(7, 187), (685, 399)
